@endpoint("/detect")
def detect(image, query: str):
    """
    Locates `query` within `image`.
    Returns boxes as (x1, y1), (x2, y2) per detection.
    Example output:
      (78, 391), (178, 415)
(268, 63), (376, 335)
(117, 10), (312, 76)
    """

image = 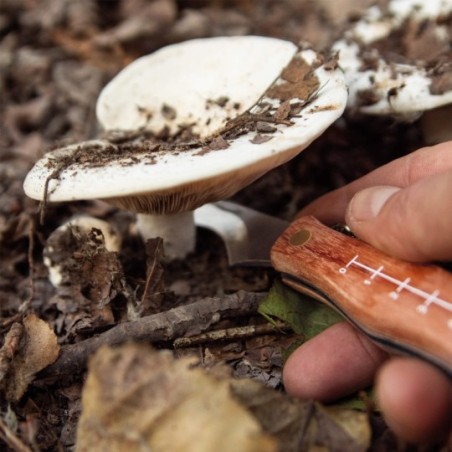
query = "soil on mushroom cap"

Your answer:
(42, 52), (322, 172)
(38, 52), (323, 219)
(354, 10), (452, 103)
